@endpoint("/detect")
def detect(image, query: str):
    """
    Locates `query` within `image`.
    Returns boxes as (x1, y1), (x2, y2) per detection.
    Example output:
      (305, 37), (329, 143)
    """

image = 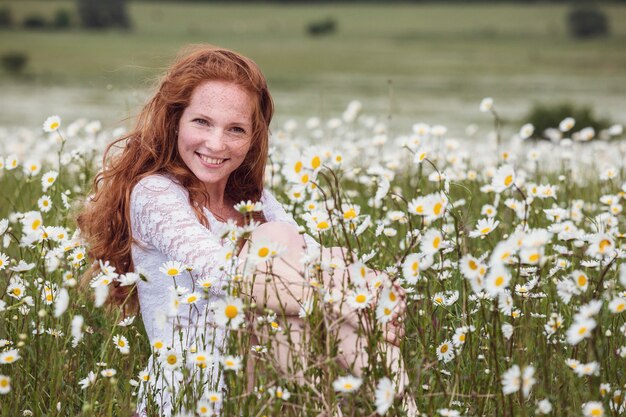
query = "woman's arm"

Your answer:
(130, 175), (230, 294)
